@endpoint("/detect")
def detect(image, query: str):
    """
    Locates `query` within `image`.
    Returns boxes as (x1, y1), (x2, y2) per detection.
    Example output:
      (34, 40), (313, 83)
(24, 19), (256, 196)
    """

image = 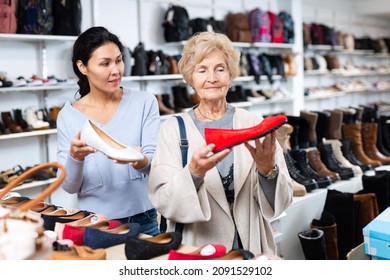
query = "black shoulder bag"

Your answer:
(159, 115), (187, 234)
